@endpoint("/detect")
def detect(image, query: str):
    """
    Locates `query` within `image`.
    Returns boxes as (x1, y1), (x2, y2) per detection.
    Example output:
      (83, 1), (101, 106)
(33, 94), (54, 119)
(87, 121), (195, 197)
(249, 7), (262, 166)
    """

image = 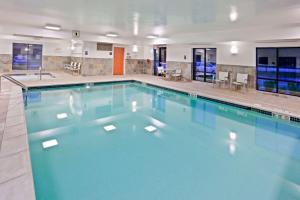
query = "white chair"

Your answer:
(232, 73), (248, 90)
(171, 69), (182, 81)
(71, 63), (81, 75)
(214, 71), (229, 88)
(64, 61), (74, 70)
(157, 66), (165, 76)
